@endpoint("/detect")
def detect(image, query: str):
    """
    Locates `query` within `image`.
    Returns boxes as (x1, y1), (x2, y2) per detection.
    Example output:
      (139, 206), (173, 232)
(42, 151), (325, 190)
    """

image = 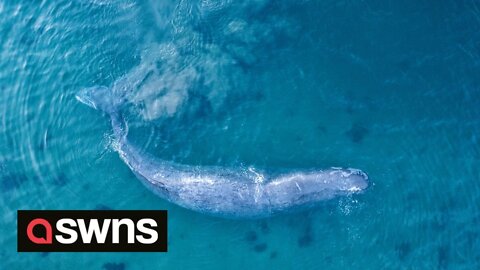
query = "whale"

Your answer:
(76, 84), (369, 218)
